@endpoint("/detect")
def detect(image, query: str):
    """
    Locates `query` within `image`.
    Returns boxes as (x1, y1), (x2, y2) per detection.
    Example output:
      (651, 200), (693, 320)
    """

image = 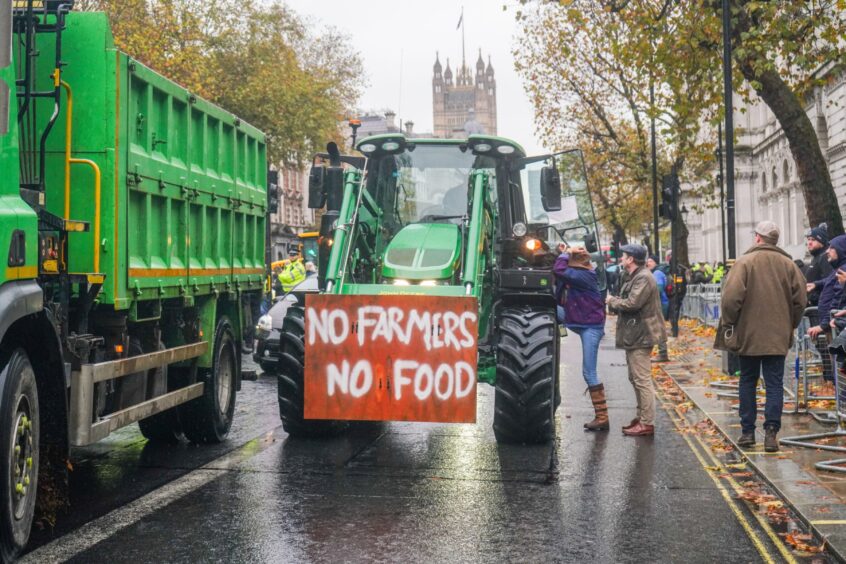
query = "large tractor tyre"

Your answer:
(493, 306), (558, 444)
(180, 317), (238, 444)
(137, 341), (185, 444)
(0, 349), (39, 562)
(277, 306), (347, 438)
